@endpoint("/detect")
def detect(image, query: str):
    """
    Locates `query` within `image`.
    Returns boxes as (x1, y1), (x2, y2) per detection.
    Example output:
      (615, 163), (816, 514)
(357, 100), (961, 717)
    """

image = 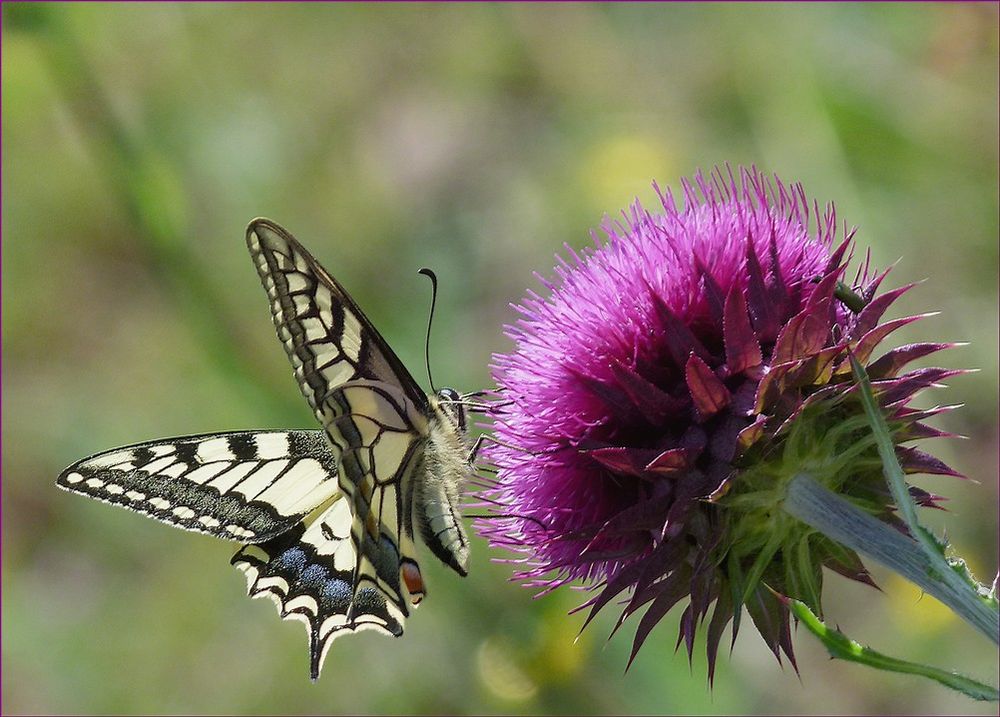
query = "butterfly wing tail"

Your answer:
(231, 496), (406, 680)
